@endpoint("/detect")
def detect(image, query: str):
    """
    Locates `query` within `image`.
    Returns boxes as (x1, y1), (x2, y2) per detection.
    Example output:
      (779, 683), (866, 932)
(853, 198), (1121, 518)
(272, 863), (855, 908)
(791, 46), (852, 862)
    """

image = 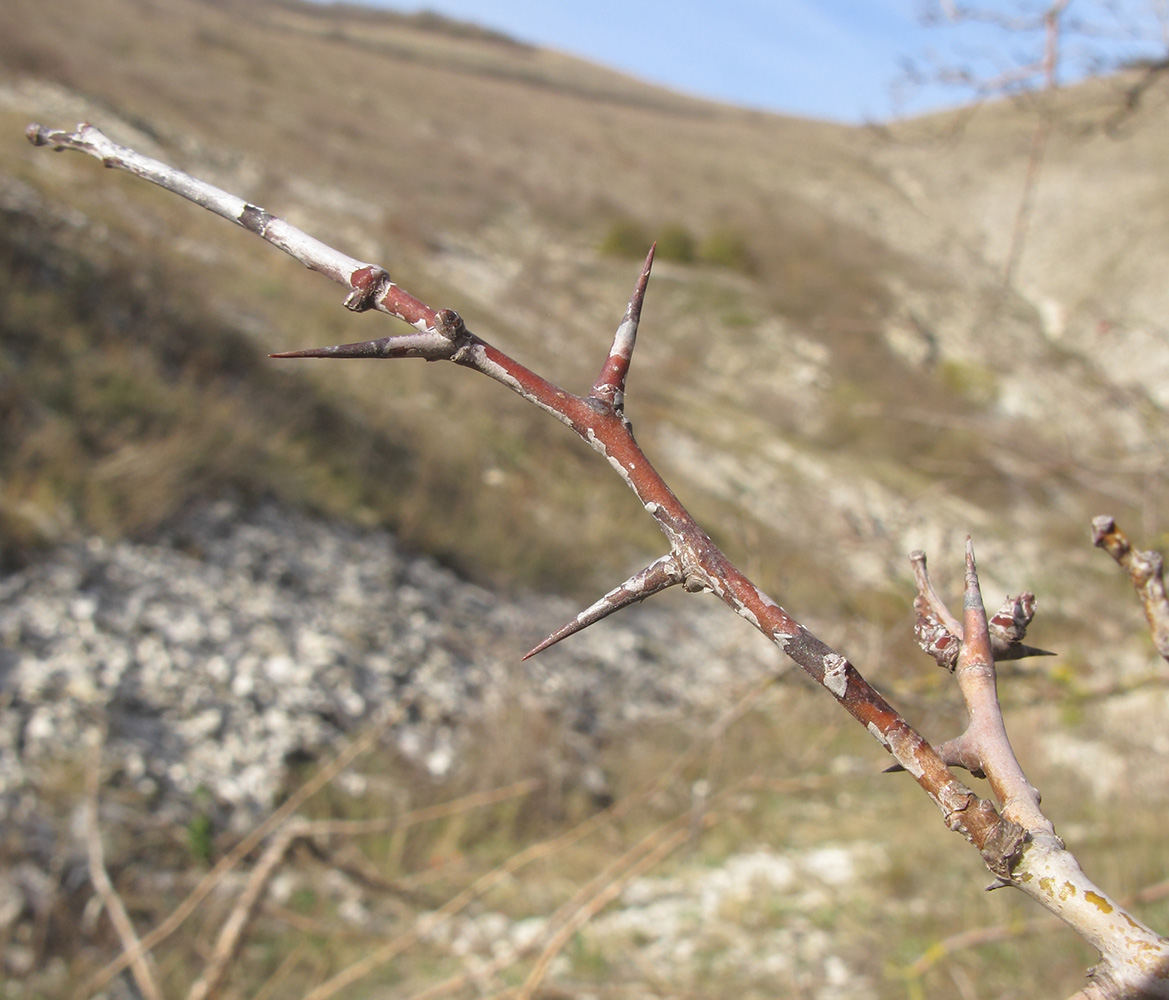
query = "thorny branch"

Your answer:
(28, 122), (1169, 998)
